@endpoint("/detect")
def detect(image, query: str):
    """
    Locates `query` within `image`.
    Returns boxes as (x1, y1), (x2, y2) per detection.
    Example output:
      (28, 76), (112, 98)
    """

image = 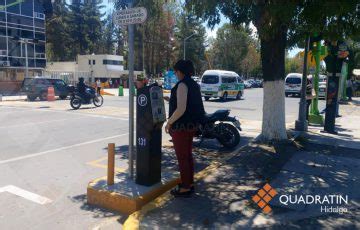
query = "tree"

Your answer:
(175, 12), (206, 74)
(67, 1), (105, 57)
(186, 0), (360, 141)
(285, 55), (303, 75)
(45, 0), (73, 61)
